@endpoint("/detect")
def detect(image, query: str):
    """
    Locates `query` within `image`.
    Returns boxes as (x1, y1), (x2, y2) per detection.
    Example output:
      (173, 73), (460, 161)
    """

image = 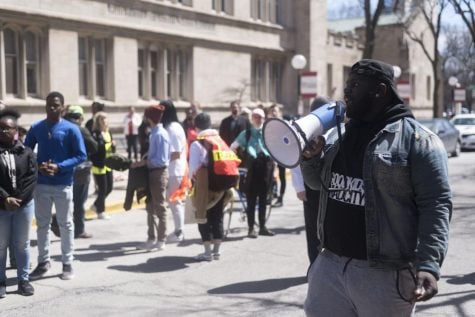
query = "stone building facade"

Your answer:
(0, 0), (435, 128)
